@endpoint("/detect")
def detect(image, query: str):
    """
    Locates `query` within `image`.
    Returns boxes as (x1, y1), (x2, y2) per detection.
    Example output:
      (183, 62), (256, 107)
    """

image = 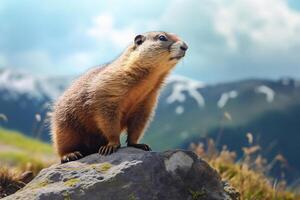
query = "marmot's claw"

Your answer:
(99, 144), (120, 155)
(61, 151), (84, 163)
(128, 143), (152, 151)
